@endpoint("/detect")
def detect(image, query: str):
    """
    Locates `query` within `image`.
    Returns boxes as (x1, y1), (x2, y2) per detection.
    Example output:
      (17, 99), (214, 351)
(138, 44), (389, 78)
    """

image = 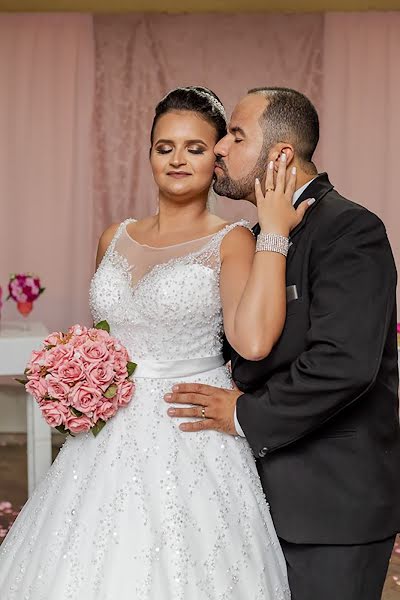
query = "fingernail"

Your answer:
(180, 424), (189, 432)
(307, 198), (316, 206)
(291, 166), (297, 175)
(281, 153), (287, 162)
(167, 408), (176, 416)
(165, 394), (172, 401)
(269, 161), (274, 169)
(172, 385), (179, 391)
(255, 178), (260, 185)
